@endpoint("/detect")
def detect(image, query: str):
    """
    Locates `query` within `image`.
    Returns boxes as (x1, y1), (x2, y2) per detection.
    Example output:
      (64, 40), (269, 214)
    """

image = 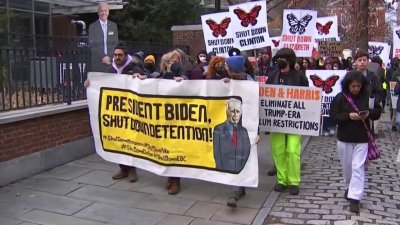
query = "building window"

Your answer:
(34, 1), (50, 13)
(9, 0), (33, 10)
(35, 13), (49, 36)
(9, 10), (33, 46)
(0, 8), (7, 33)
